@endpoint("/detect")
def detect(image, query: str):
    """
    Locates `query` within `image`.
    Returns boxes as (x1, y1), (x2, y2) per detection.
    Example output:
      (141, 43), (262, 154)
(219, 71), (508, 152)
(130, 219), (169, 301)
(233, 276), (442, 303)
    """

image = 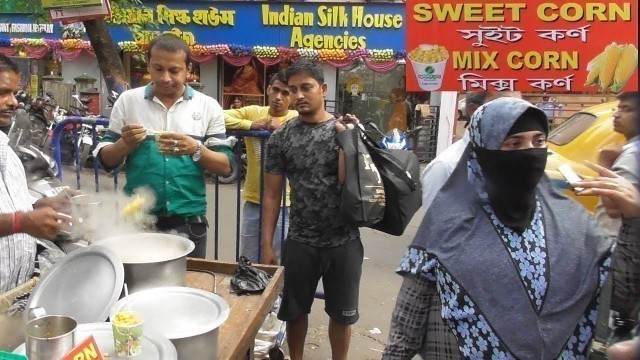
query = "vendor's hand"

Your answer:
(335, 113), (359, 133)
(598, 143), (623, 169)
(120, 124), (147, 150)
(260, 246), (278, 265)
(20, 207), (67, 240)
(33, 188), (80, 213)
(157, 132), (198, 156)
(573, 162), (640, 219)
